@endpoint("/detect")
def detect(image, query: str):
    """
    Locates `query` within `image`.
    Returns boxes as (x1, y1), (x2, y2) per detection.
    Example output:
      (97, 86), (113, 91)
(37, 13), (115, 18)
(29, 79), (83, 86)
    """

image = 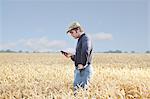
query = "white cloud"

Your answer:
(0, 37), (67, 51)
(90, 32), (113, 41)
(0, 42), (17, 49)
(21, 37), (67, 51)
